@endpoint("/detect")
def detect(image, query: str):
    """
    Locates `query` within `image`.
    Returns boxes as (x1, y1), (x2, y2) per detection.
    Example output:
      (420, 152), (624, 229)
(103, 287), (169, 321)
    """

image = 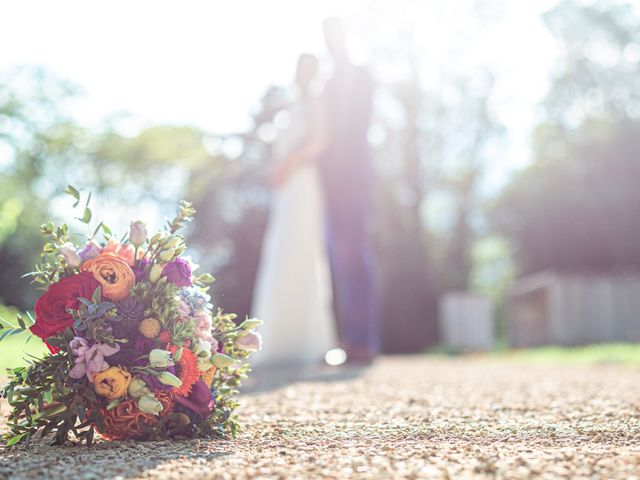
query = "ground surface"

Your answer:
(2, 356), (640, 479)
